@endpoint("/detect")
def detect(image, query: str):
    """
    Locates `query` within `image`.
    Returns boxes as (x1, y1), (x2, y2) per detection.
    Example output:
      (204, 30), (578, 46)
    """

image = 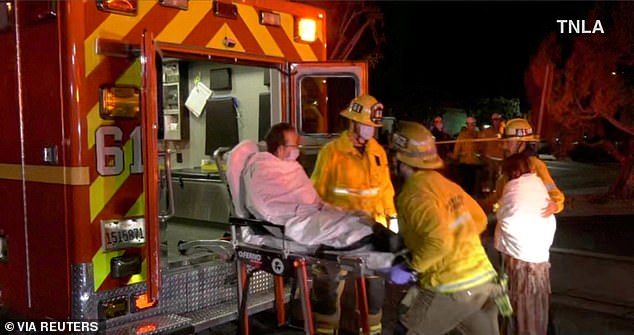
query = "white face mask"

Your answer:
(285, 147), (300, 161)
(358, 124), (375, 140)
